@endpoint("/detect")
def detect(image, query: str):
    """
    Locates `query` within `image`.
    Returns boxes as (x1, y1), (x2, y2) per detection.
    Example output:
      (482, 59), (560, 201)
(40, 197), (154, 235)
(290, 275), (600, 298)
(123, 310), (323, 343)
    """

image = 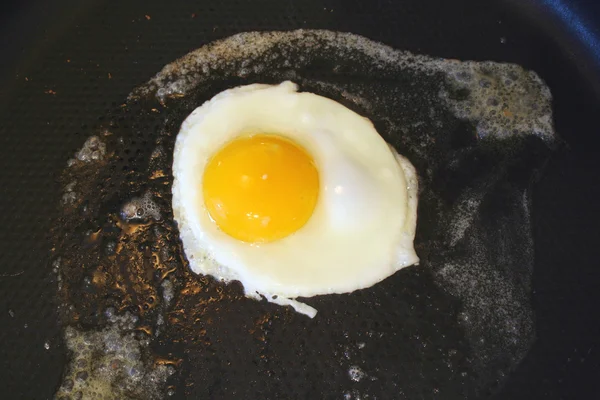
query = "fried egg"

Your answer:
(172, 81), (419, 317)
